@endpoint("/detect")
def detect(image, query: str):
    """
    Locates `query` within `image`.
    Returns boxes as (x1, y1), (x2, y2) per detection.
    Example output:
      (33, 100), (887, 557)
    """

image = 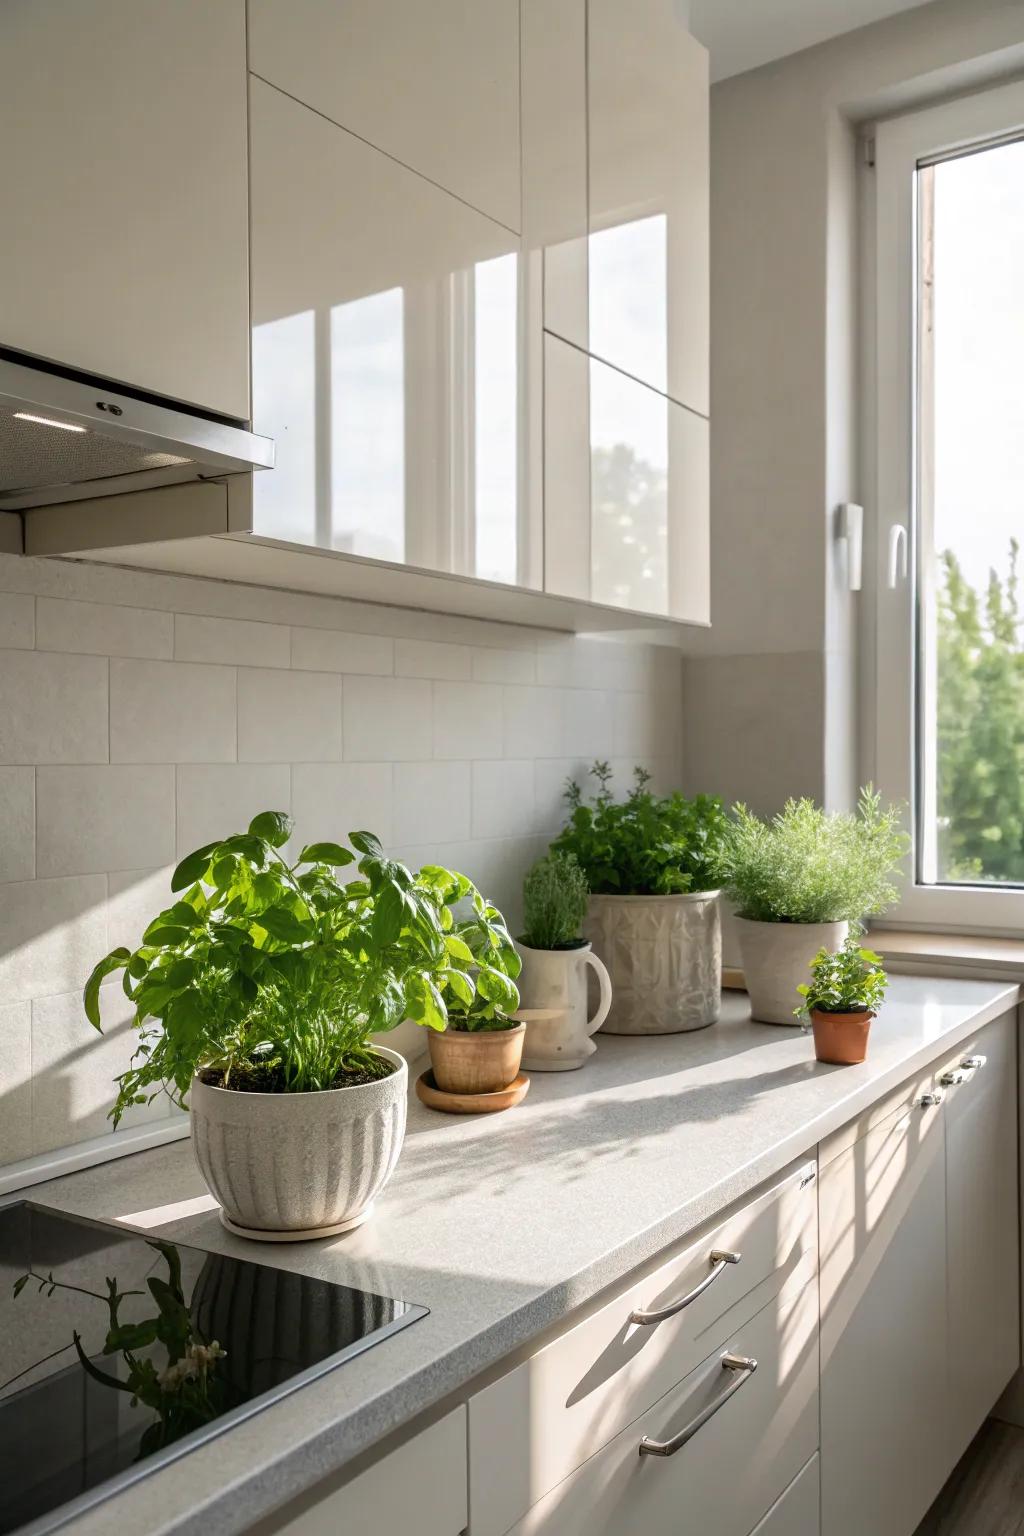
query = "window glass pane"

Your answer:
(921, 139), (1024, 884)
